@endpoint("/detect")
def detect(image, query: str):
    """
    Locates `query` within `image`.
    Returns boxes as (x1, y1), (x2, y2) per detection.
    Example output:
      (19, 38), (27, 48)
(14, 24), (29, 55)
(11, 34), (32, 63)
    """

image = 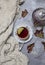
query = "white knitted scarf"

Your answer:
(0, 0), (28, 65)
